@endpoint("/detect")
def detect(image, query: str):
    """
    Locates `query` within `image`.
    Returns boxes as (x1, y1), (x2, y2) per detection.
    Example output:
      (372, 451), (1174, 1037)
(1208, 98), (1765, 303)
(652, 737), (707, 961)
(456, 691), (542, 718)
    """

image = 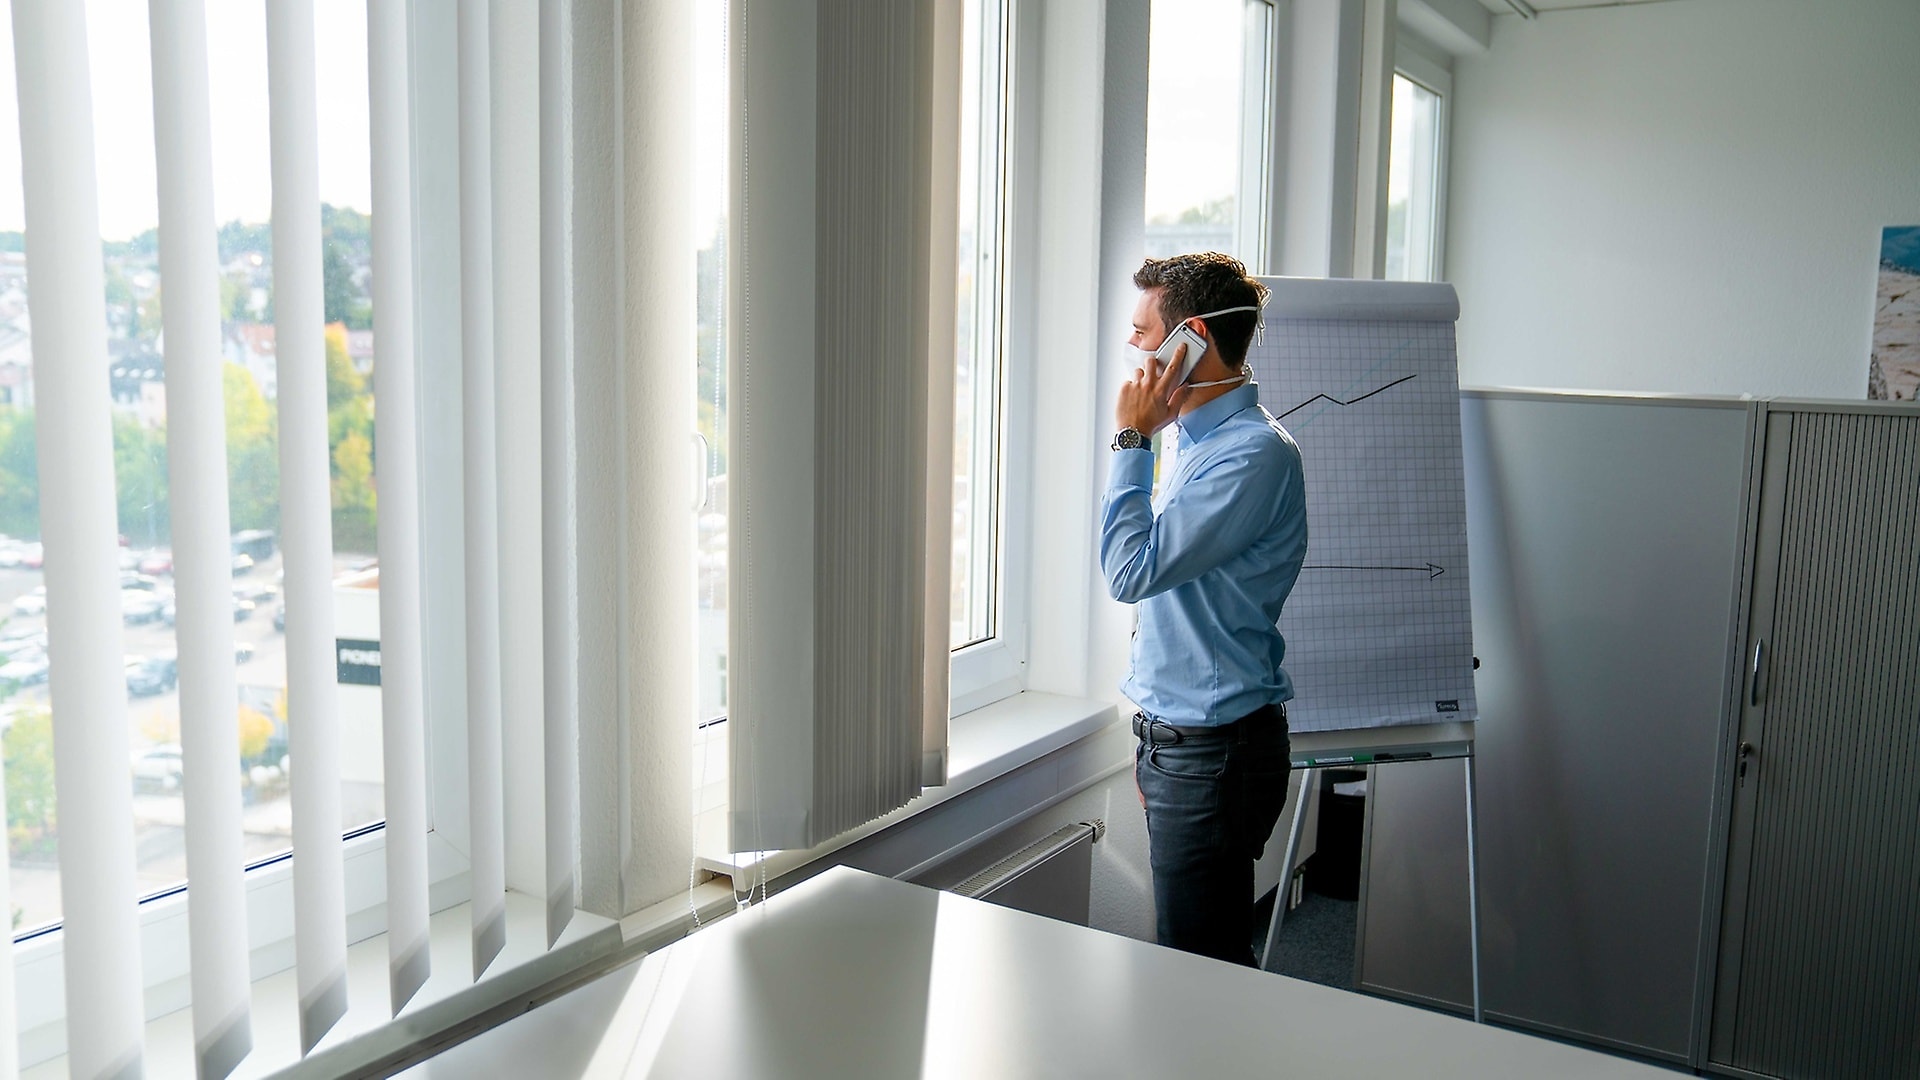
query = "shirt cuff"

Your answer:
(1107, 446), (1155, 495)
